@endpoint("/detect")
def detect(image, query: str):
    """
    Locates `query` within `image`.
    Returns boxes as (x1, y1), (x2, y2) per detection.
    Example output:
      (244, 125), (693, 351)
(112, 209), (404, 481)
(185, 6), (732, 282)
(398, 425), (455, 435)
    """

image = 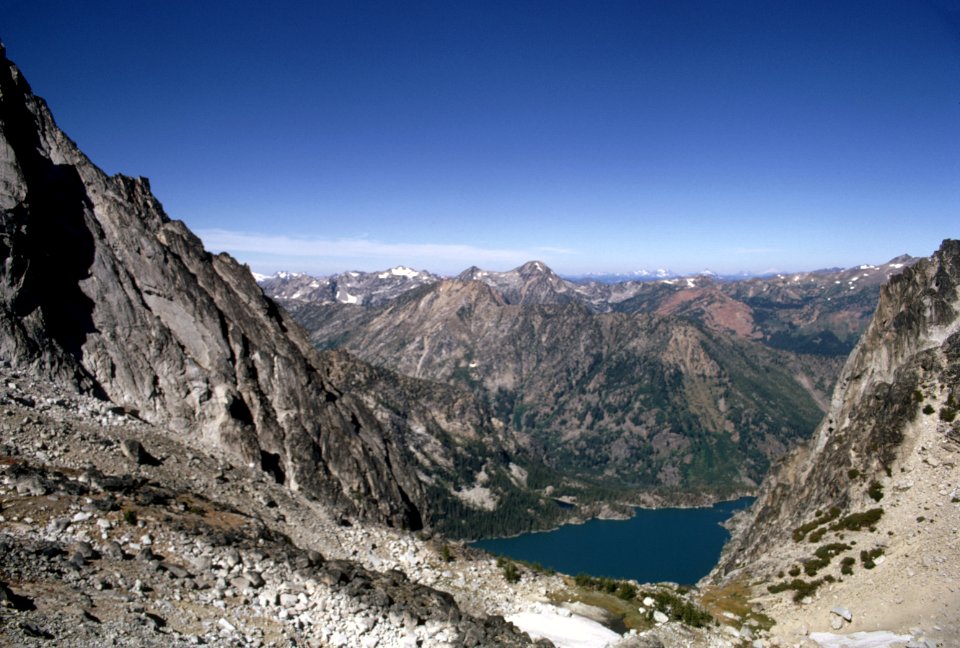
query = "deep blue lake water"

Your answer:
(471, 497), (753, 585)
